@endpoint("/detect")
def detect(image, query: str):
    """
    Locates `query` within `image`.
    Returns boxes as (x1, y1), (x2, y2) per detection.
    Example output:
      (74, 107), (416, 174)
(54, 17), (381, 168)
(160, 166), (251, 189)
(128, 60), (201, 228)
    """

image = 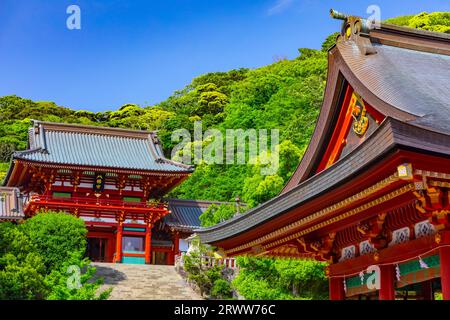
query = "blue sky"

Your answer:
(0, 0), (449, 111)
